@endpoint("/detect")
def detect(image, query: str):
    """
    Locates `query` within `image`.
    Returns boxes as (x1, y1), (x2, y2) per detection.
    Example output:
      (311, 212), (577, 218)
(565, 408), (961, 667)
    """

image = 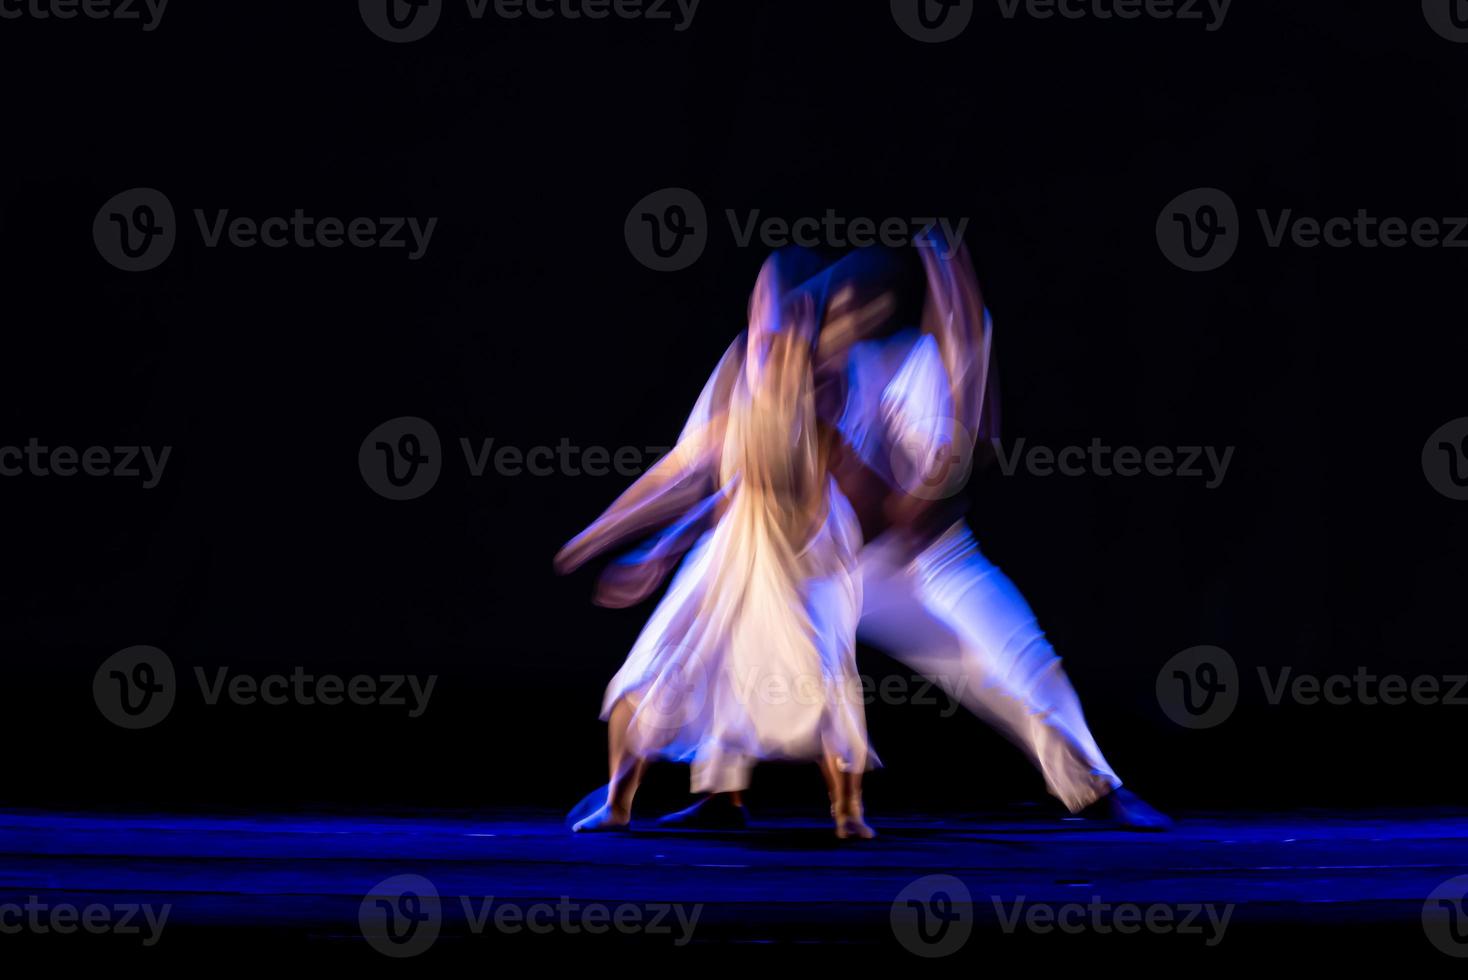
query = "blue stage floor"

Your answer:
(1, 807), (1465, 963)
